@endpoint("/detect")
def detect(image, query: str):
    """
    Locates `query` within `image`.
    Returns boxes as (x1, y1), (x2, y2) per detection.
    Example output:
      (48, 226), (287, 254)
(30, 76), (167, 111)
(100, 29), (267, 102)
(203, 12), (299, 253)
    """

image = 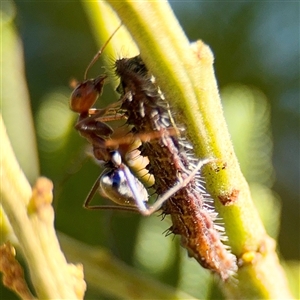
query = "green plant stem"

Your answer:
(86, 1), (293, 298)
(1, 4), (39, 184)
(0, 115), (85, 299)
(59, 232), (197, 300)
